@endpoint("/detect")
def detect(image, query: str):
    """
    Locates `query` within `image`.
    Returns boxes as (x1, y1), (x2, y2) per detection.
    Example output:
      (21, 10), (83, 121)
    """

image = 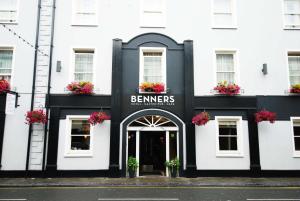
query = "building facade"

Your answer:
(0, 0), (300, 177)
